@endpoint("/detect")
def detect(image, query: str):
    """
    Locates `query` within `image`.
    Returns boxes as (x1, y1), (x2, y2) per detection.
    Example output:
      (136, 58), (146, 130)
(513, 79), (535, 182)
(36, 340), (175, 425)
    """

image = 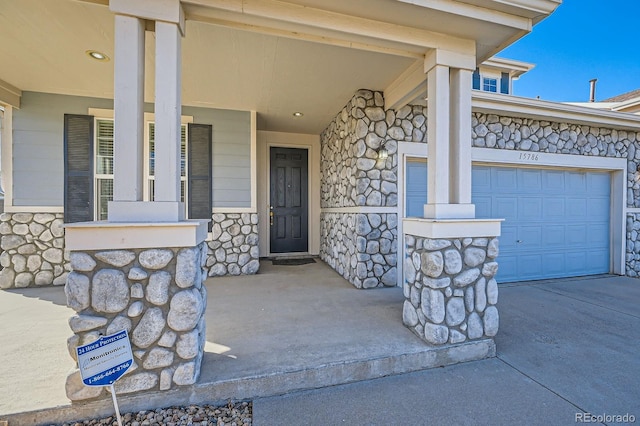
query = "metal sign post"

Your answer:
(76, 330), (134, 426)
